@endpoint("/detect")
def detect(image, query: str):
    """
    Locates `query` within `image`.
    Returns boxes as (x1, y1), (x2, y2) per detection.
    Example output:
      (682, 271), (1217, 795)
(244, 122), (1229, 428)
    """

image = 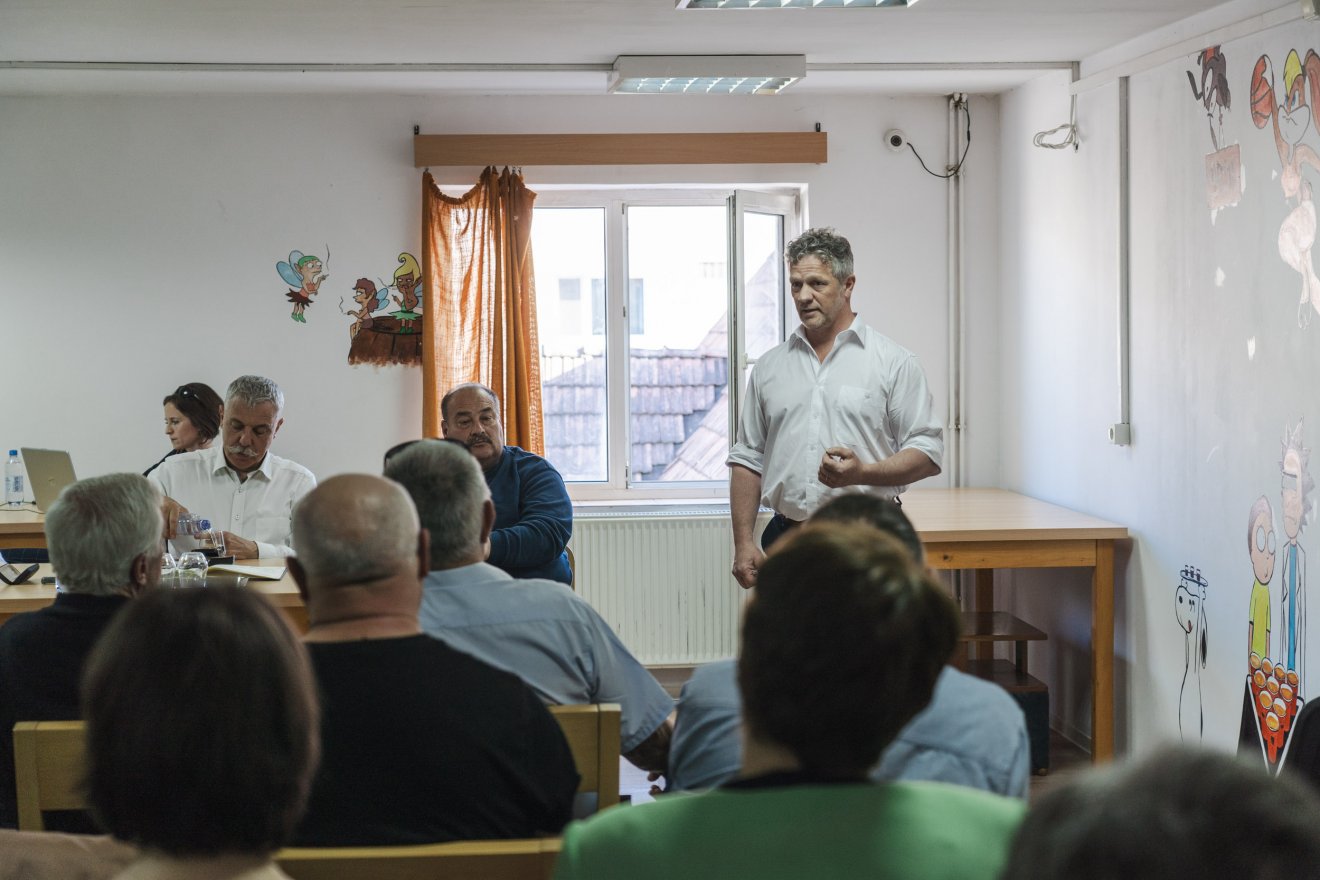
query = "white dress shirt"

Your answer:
(727, 316), (943, 520)
(149, 445), (316, 558)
